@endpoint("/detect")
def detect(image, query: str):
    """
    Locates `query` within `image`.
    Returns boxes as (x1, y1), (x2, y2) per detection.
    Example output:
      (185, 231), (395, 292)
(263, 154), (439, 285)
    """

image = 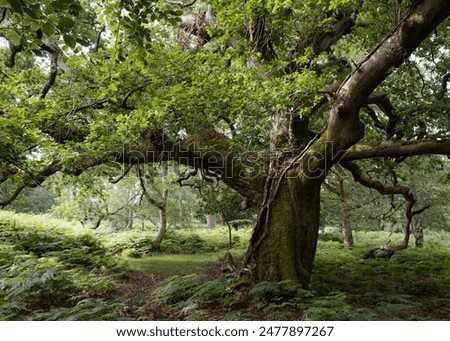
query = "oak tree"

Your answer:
(1, 0), (449, 286)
